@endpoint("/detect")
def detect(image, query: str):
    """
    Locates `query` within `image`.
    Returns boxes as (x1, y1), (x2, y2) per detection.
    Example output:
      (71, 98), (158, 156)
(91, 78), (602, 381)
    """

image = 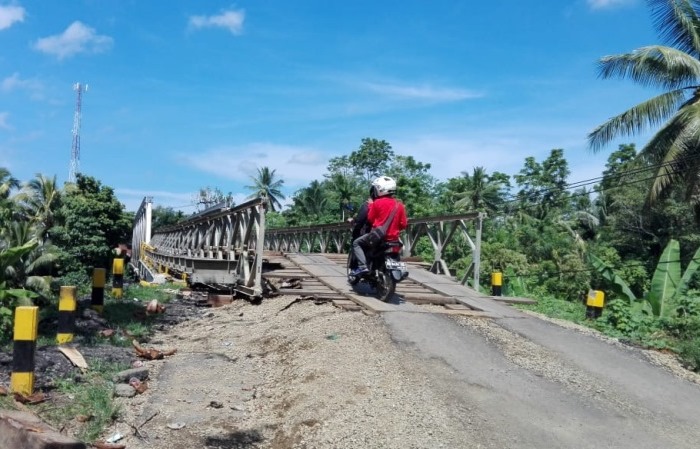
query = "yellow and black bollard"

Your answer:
(92, 267), (106, 313)
(57, 286), (77, 344)
(491, 272), (503, 296)
(11, 306), (38, 396)
(112, 258), (124, 299)
(586, 289), (605, 319)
